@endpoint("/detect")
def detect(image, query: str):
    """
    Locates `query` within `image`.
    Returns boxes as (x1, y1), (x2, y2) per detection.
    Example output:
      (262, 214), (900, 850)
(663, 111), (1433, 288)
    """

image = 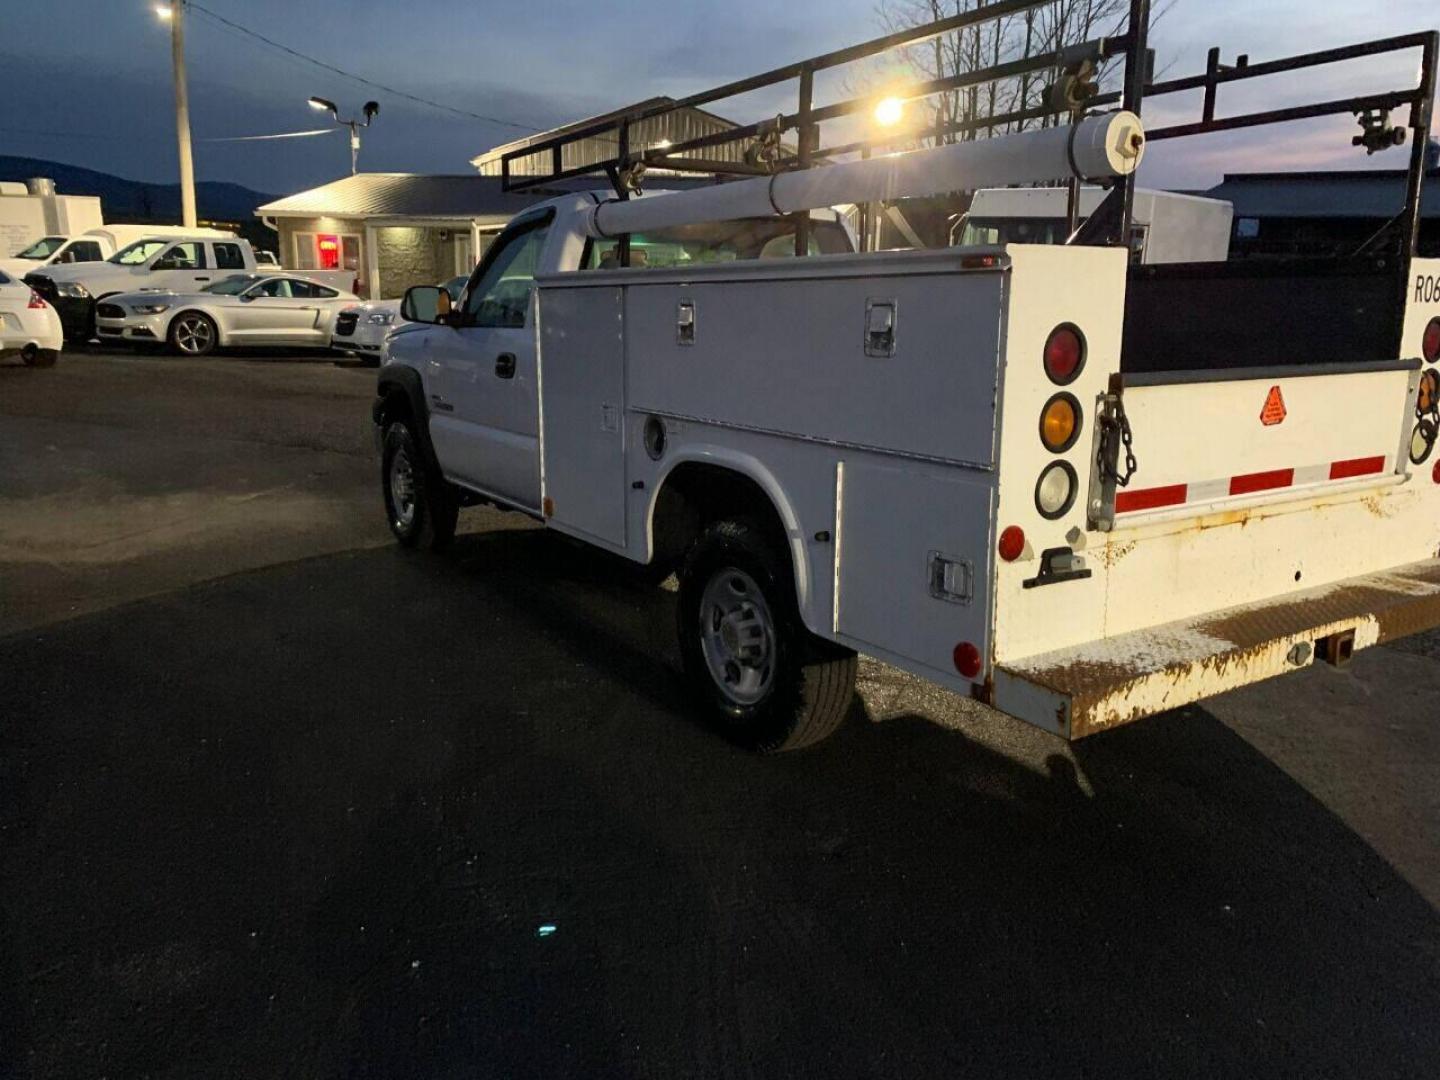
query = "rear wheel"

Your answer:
(381, 420), (458, 550)
(21, 347), (57, 368)
(167, 311), (217, 356)
(677, 519), (856, 752)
